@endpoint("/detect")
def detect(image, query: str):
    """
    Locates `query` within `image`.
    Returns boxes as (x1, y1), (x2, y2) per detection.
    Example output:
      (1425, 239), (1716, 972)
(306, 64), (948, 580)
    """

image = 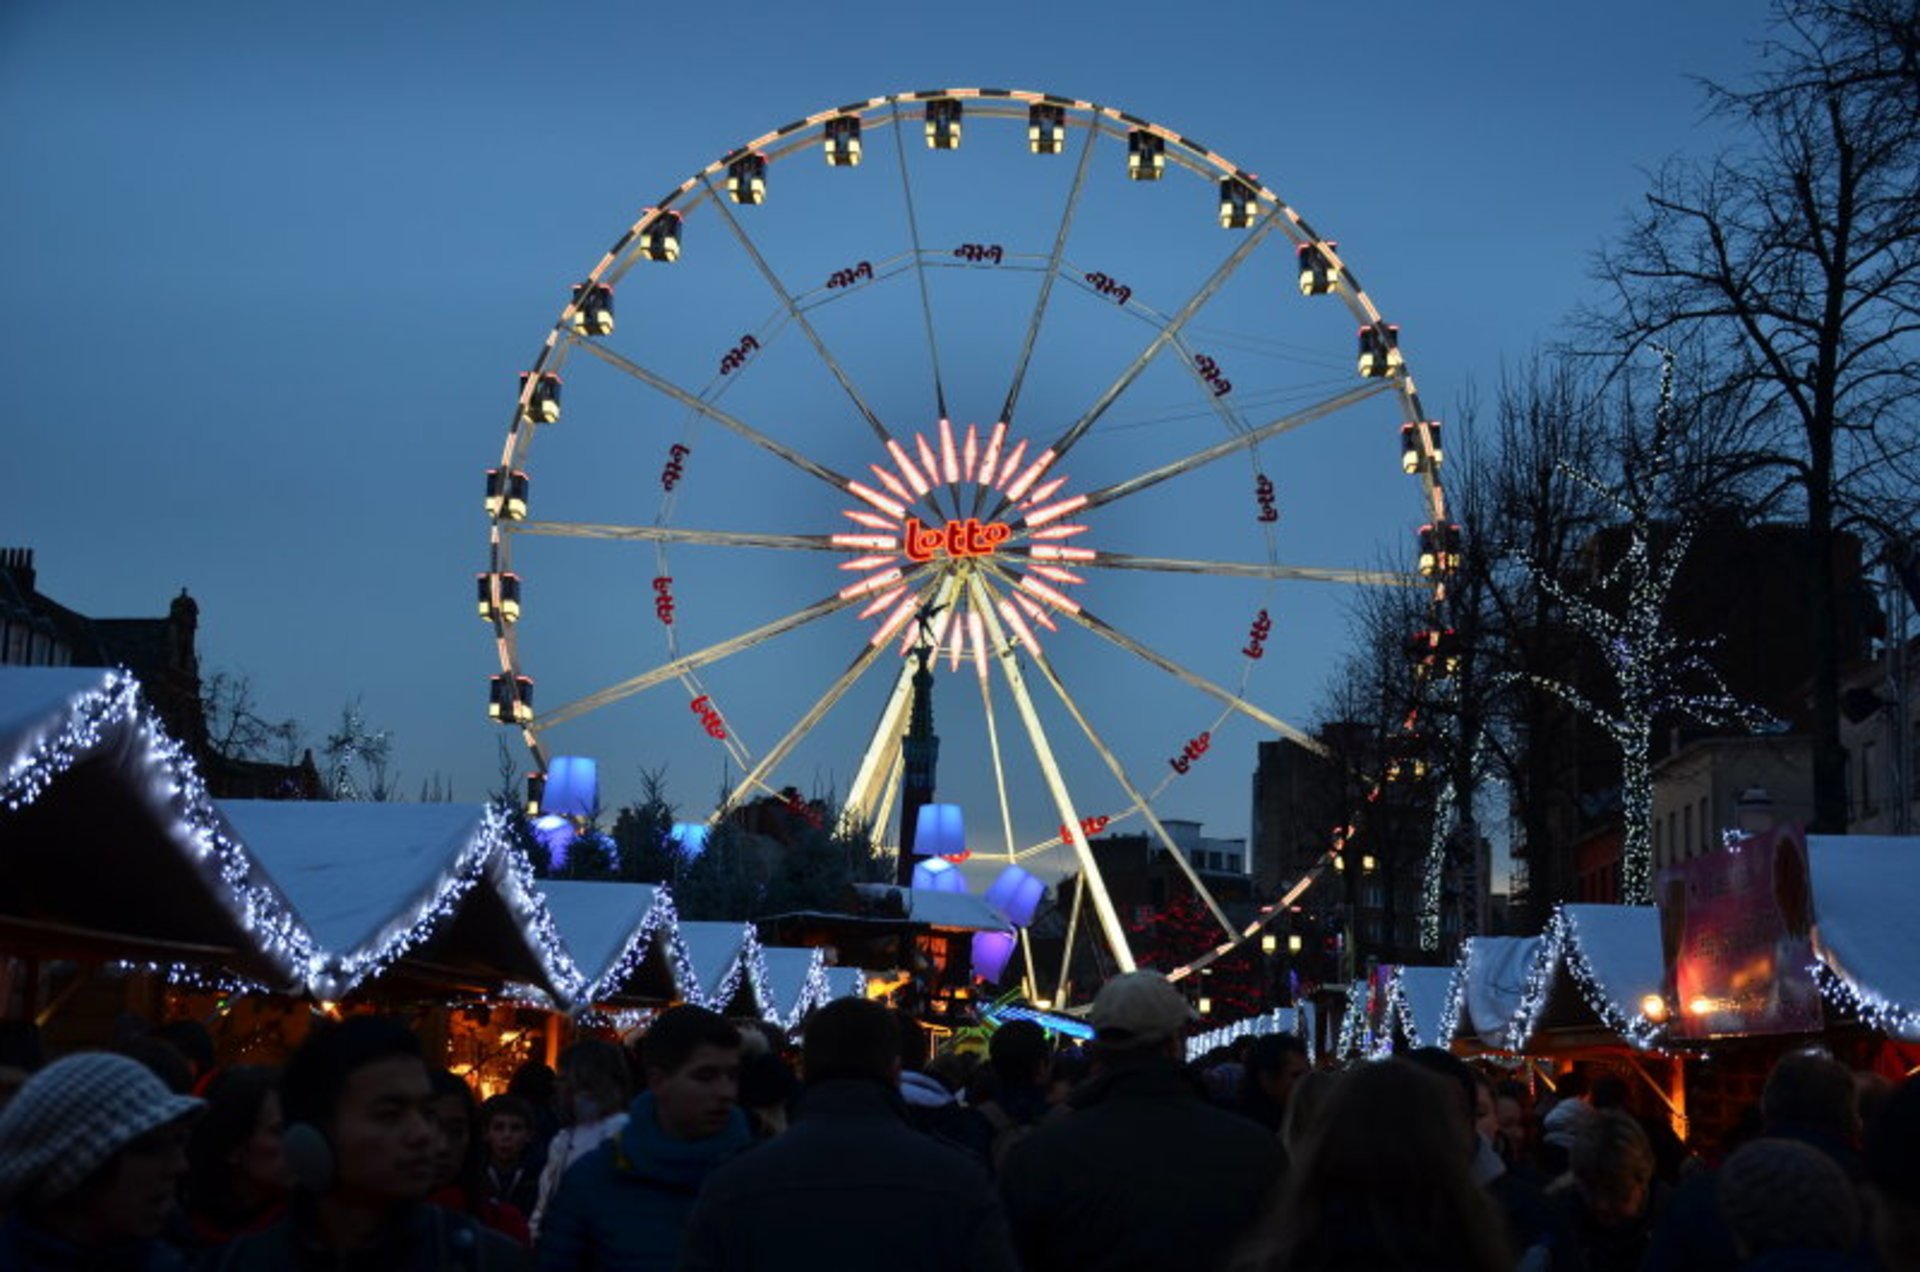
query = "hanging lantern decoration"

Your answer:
(668, 821), (710, 860)
(533, 814), (576, 871)
(971, 930), (1017, 983)
(911, 857), (968, 894)
(544, 755), (599, 820)
(983, 864), (1045, 928)
(915, 803), (968, 862)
